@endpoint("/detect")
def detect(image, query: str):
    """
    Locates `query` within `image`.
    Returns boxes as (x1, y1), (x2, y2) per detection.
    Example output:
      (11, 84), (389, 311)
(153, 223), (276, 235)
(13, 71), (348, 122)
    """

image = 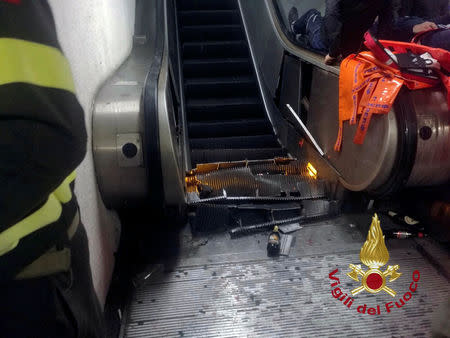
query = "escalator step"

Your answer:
(178, 0), (238, 11)
(183, 58), (251, 77)
(190, 135), (279, 149)
(186, 97), (263, 121)
(179, 10), (240, 26)
(191, 148), (285, 165)
(182, 40), (248, 59)
(188, 119), (272, 138)
(181, 25), (244, 42)
(185, 76), (257, 98)
(176, 0), (286, 165)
